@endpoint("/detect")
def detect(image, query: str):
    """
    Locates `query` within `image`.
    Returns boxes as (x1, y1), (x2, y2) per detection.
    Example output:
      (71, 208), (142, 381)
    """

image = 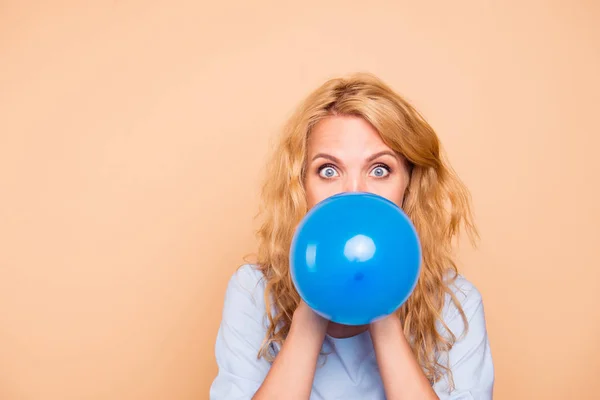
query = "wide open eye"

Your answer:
(318, 164), (339, 179)
(369, 164), (391, 178)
